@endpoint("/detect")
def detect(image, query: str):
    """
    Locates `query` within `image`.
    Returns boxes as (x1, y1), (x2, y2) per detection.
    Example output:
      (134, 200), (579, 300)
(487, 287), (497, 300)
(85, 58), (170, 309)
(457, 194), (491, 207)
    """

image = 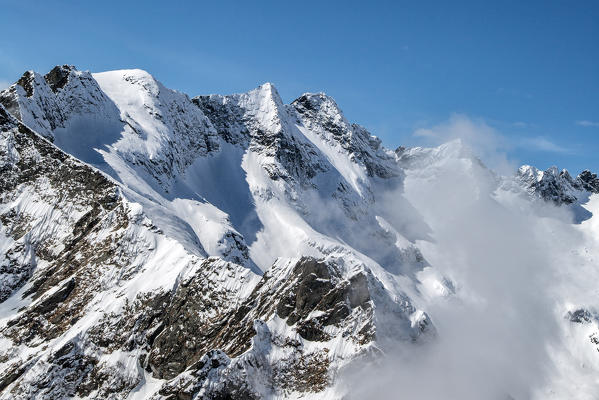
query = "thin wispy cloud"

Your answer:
(412, 113), (514, 173)
(0, 80), (10, 91)
(576, 120), (599, 128)
(412, 115), (577, 175)
(518, 136), (572, 154)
